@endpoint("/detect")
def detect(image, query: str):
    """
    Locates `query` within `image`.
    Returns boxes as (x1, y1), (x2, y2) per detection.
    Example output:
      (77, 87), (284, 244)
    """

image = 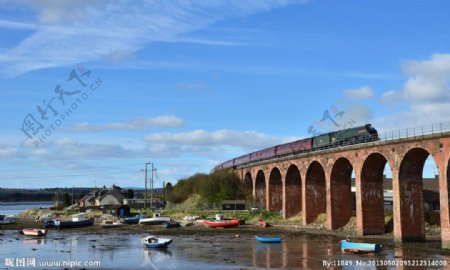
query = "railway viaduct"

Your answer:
(233, 131), (450, 247)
